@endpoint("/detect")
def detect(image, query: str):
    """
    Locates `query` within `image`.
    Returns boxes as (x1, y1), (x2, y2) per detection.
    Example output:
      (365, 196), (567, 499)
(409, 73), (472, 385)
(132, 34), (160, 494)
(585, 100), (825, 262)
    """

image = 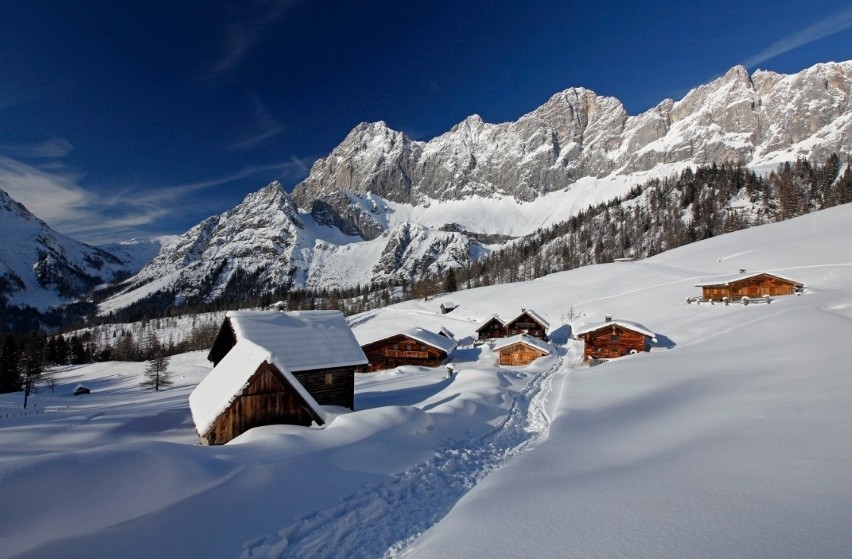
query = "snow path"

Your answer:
(239, 355), (570, 559)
